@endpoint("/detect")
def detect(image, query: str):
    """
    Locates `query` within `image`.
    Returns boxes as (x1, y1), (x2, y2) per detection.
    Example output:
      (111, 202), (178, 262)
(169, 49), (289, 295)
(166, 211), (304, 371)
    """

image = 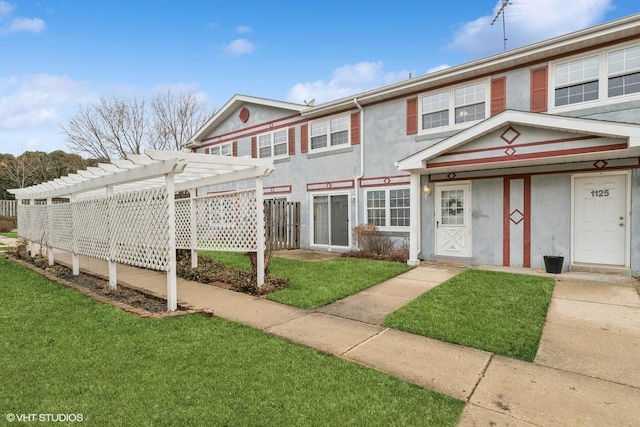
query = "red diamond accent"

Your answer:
(500, 126), (521, 145)
(326, 183), (332, 188)
(383, 177), (391, 184)
(447, 172), (456, 180)
(505, 147), (516, 156)
(510, 209), (524, 225)
(593, 160), (608, 169)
